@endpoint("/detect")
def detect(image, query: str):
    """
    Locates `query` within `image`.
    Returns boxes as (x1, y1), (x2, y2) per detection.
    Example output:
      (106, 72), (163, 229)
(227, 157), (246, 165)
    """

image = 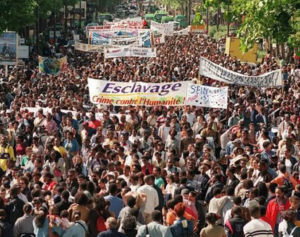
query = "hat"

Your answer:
(103, 141), (110, 147)
(107, 172), (115, 177)
(201, 160), (212, 167)
(181, 189), (190, 195)
(230, 155), (247, 165)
